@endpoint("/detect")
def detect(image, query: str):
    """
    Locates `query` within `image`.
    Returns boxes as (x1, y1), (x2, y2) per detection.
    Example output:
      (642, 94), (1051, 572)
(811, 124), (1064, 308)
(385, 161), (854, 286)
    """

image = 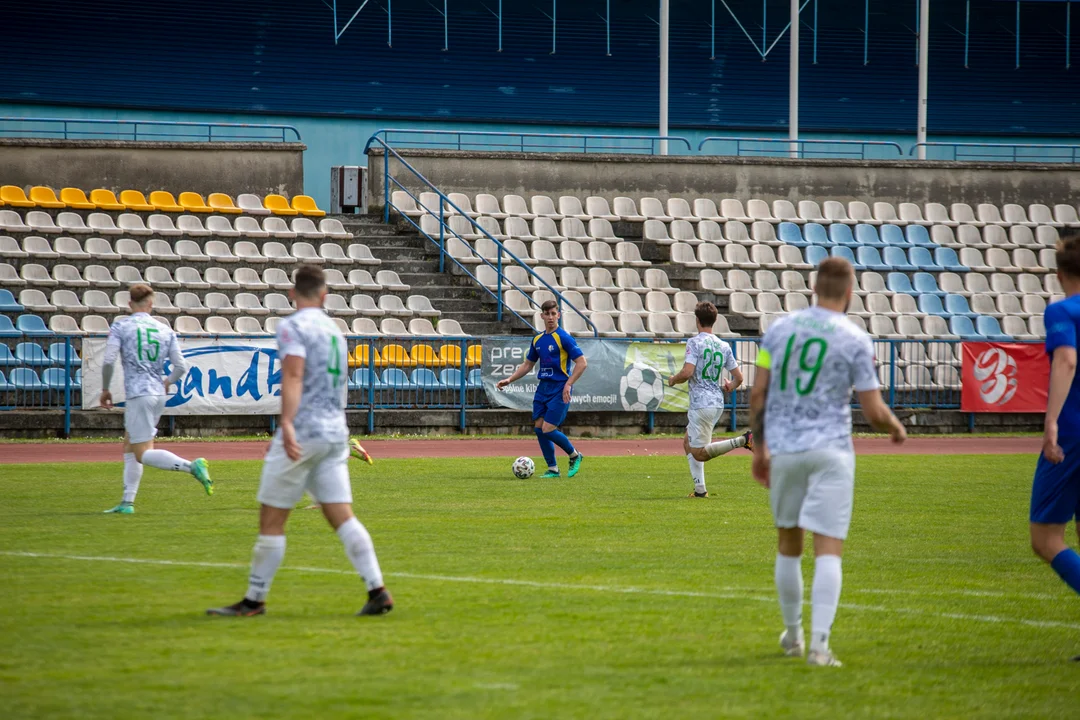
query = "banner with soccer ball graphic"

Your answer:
(960, 342), (1048, 413)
